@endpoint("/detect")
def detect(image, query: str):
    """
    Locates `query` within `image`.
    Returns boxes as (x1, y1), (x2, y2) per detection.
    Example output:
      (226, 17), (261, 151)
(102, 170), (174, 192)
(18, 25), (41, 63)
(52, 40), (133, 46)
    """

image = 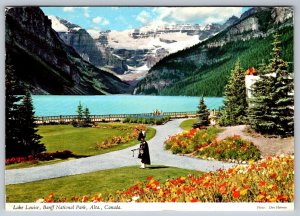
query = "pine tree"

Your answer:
(18, 90), (46, 156)
(248, 32), (294, 136)
(6, 65), (45, 157)
(77, 102), (83, 125)
(219, 59), (248, 126)
(83, 107), (91, 126)
(247, 63), (274, 133)
(5, 64), (23, 157)
(193, 96), (210, 128)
